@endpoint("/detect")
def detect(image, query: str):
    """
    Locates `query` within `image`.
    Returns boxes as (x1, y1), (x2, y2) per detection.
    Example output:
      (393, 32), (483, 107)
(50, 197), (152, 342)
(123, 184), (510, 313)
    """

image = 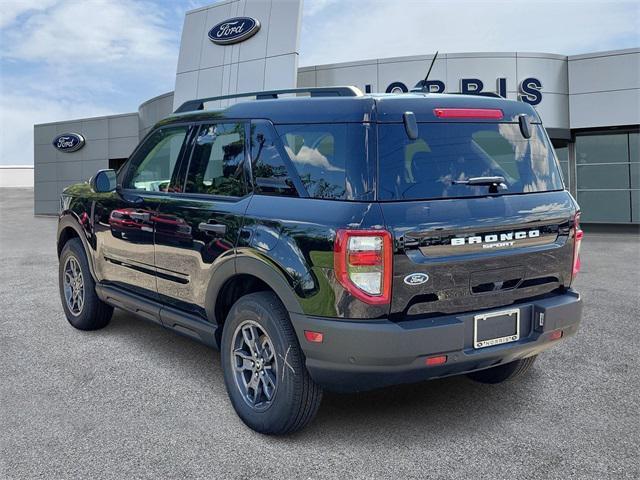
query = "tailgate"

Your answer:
(381, 191), (577, 319)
